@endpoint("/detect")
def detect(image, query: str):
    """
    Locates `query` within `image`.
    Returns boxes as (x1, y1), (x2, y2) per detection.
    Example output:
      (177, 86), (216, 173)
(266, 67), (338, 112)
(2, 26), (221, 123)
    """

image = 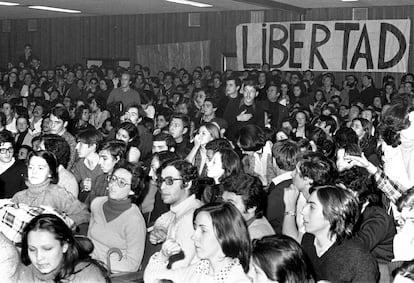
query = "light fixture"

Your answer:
(0, 1), (19, 6)
(165, 0), (212, 8)
(28, 5), (81, 13)
(341, 0), (359, 2)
